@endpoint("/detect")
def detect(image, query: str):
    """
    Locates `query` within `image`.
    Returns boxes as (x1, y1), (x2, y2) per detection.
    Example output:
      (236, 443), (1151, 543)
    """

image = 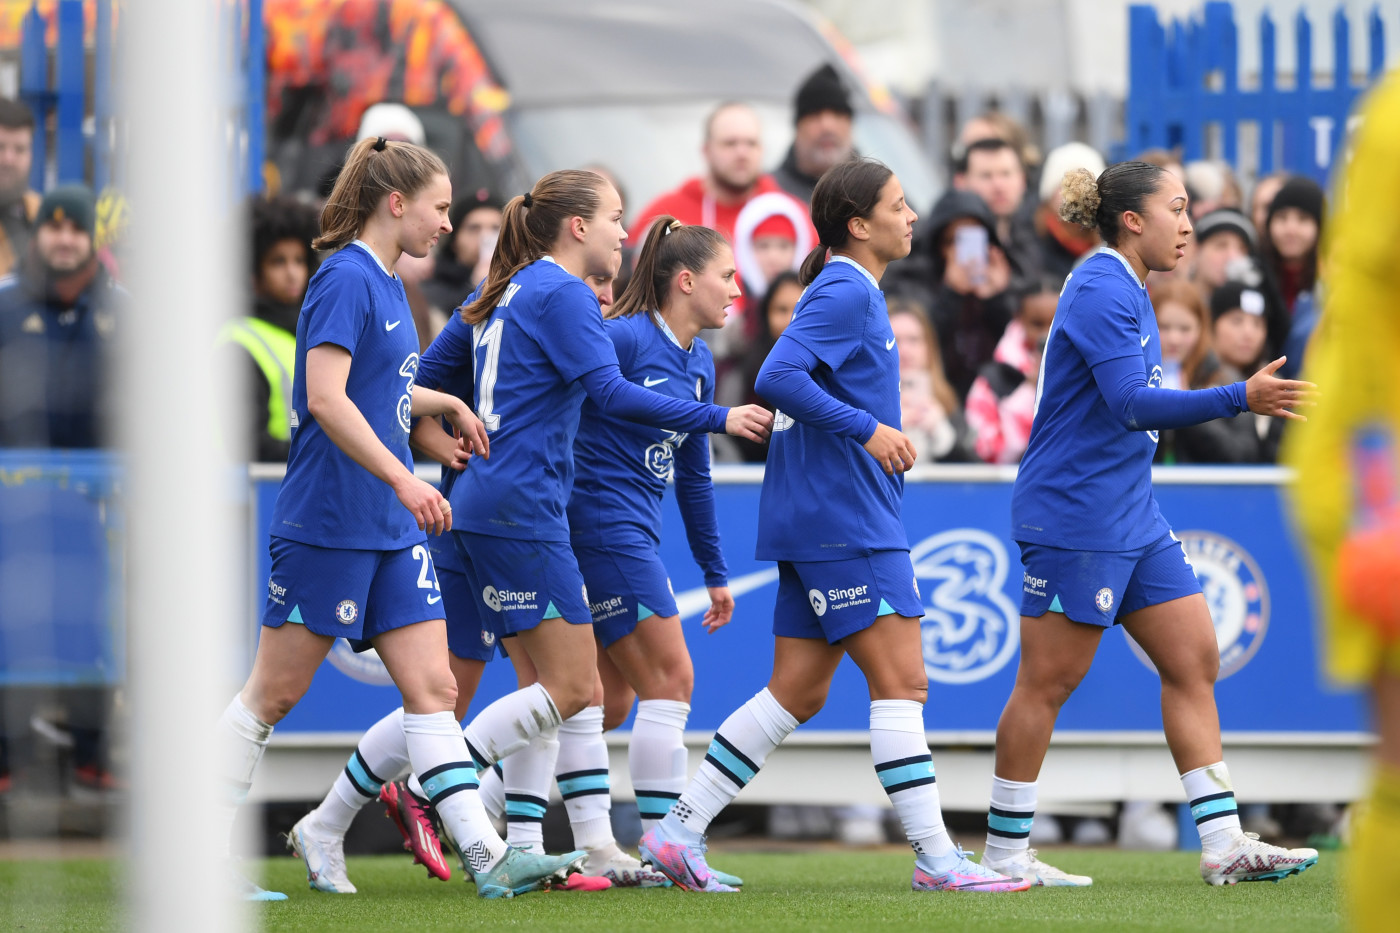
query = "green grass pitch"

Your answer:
(0, 847), (1343, 932)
